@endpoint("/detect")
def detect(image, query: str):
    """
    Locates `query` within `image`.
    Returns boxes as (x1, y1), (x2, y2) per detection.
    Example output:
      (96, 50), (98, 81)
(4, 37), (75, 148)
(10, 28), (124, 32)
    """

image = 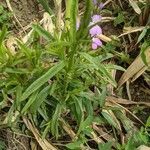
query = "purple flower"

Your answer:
(99, 3), (104, 9)
(92, 15), (102, 23)
(89, 25), (102, 37)
(76, 21), (80, 30)
(93, 0), (97, 5)
(92, 38), (102, 49)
